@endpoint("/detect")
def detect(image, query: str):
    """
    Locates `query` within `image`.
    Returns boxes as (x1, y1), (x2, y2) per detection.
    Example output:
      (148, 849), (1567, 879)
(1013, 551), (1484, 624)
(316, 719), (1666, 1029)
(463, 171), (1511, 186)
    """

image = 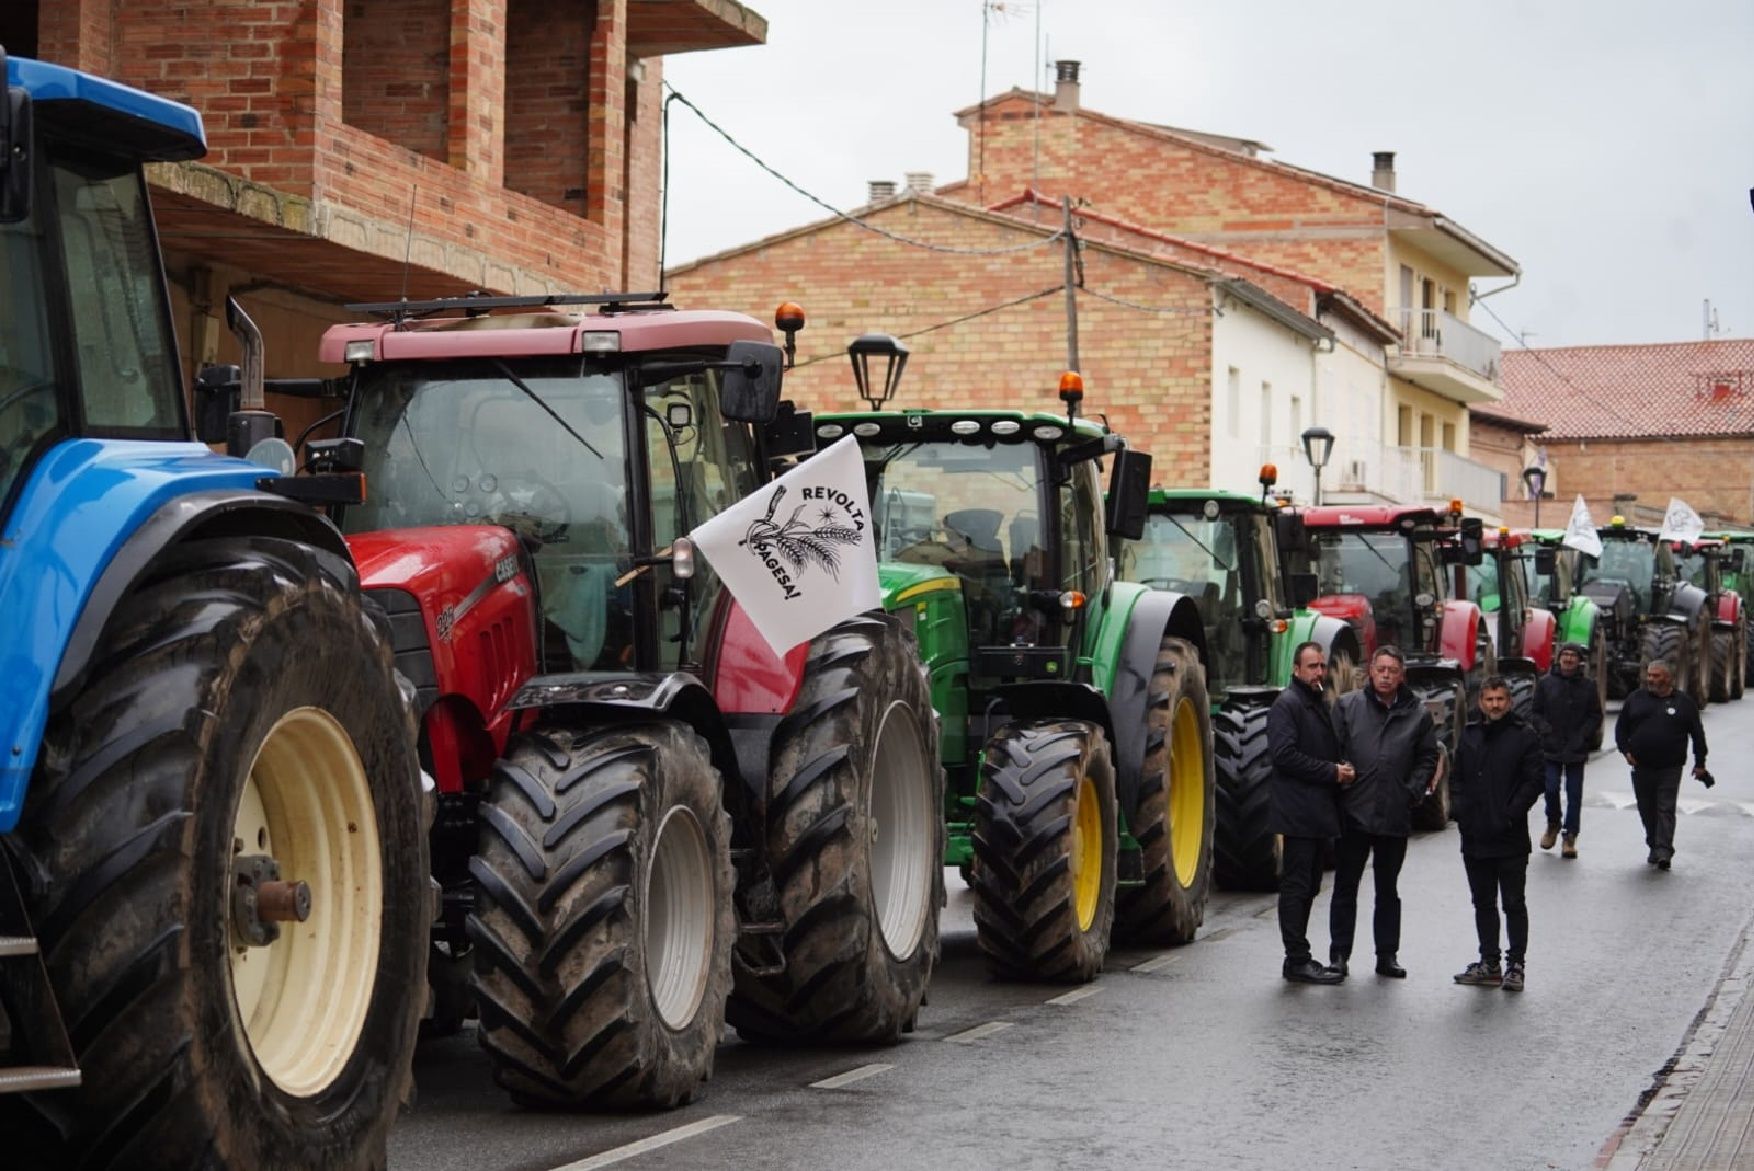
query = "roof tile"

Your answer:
(1491, 340), (1754, 440)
